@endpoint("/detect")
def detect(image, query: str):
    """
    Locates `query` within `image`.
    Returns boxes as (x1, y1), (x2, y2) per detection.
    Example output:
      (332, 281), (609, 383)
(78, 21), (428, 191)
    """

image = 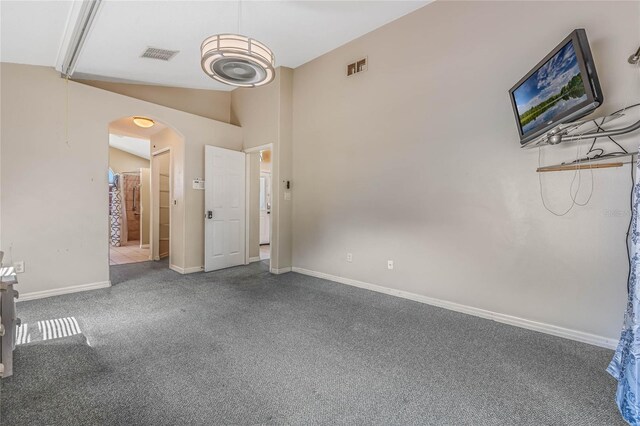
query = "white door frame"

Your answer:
(150, 147), (172, 265)
(244, 143), (274, 271)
